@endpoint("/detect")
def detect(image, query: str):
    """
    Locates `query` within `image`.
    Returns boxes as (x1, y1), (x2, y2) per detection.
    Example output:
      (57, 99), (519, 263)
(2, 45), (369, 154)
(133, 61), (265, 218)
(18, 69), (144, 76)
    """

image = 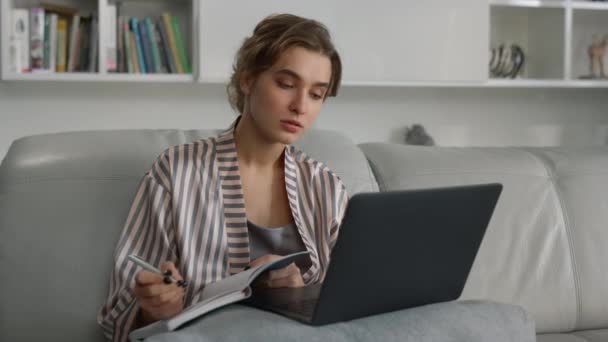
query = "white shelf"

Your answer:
(487, 79), (608, 87)
(2, 72), (193, 82)
(571, 1), (608, 10)
(490, 0), (567, 8)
